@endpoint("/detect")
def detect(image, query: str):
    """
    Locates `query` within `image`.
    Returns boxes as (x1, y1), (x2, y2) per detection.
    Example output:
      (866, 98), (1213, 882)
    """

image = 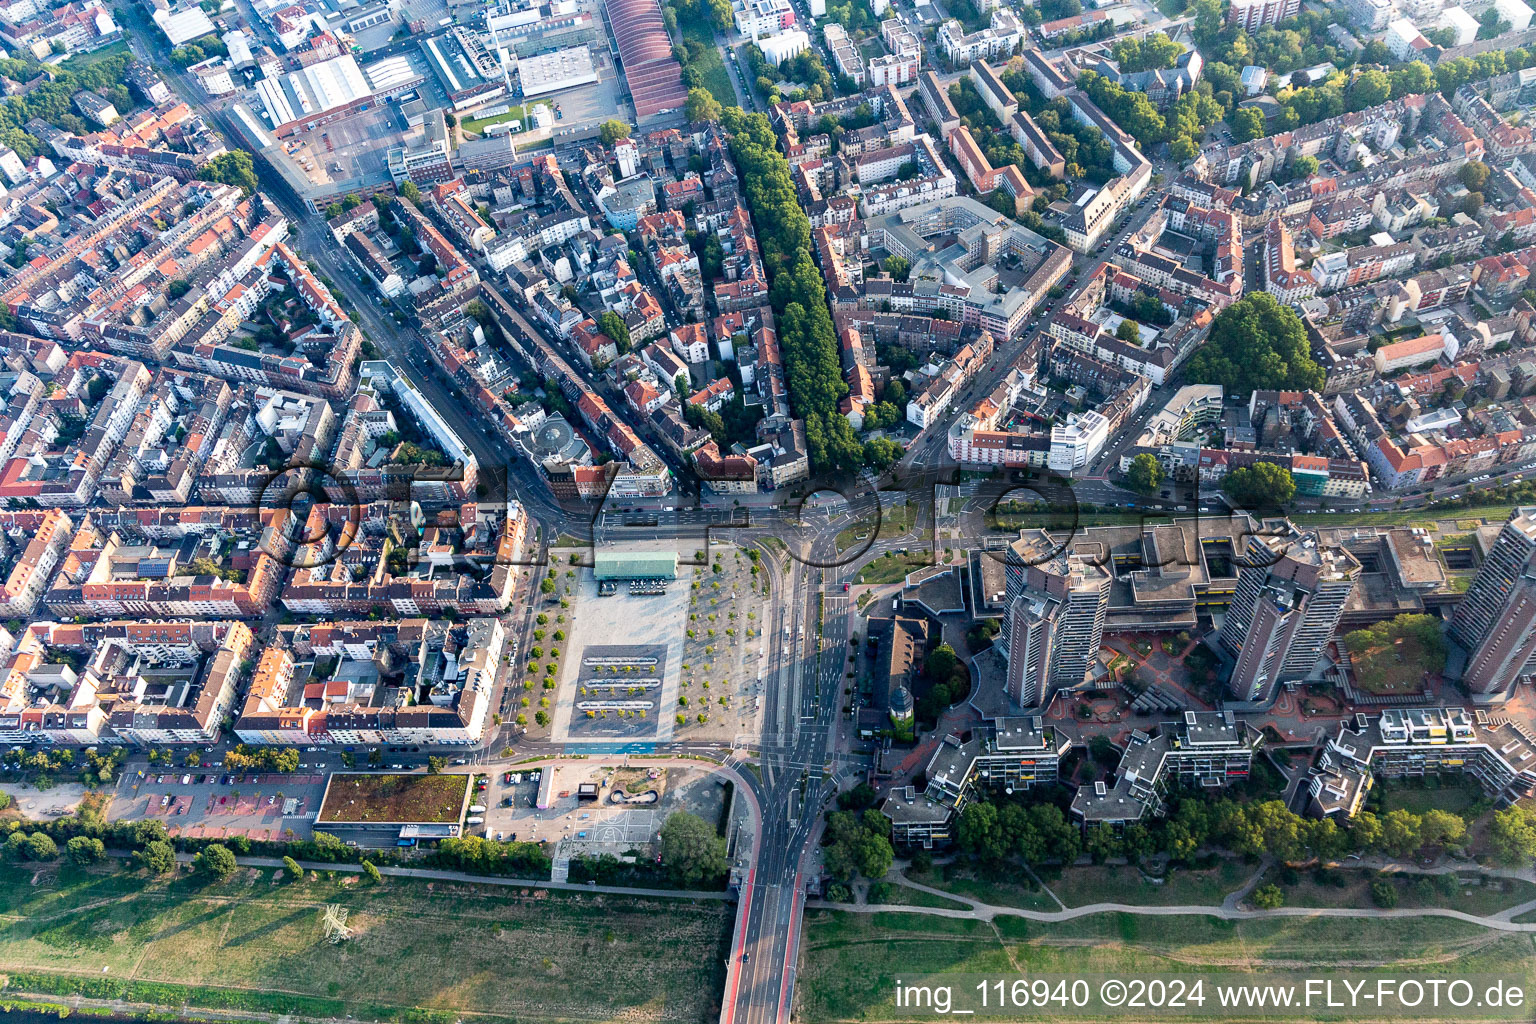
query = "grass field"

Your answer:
(0, 862), (731, 1023)
(1348, 637), (1433, 694)
(1291, 505), (1515, 527)
(462, 106), (526, 135)
(680, 21), (736, 112)
(316, 772), (470, 824)
(1043, 860), (1255, 909)
(913, 870), (1059, 912)
(1378, 777), (1484, 817)
(856, 552), (923, 585)
(1272, 868), (1536, 917)
(836, 503), (916, 553)
(865, 882), (971, 910)
(796, 909), (1536, 1021)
